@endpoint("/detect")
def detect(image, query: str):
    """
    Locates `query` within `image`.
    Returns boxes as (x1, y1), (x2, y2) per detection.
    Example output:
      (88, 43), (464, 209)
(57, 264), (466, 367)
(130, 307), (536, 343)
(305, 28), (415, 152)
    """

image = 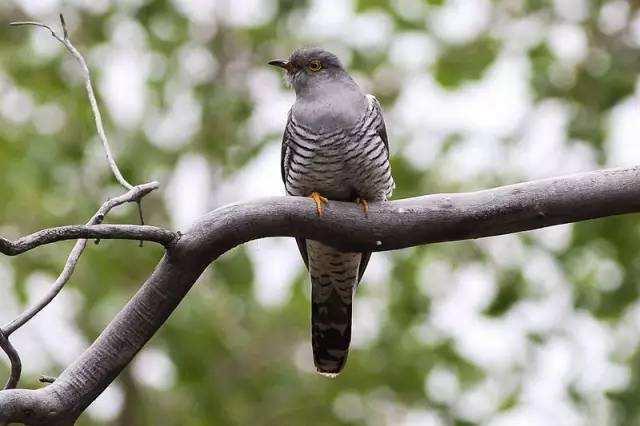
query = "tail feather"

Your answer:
(306, 240), (361, 376)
